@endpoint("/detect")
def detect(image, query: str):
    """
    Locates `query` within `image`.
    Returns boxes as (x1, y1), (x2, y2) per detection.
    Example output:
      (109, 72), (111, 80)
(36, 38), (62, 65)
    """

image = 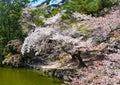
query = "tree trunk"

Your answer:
(72, 51), (86, 68)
